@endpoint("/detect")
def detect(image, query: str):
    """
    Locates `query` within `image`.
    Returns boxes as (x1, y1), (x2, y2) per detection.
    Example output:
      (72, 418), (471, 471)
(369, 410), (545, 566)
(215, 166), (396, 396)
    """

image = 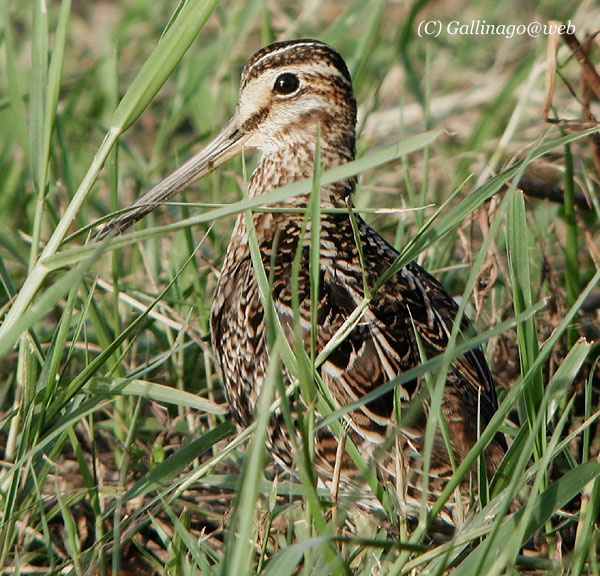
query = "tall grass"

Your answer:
(1, 0), (599, 574)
